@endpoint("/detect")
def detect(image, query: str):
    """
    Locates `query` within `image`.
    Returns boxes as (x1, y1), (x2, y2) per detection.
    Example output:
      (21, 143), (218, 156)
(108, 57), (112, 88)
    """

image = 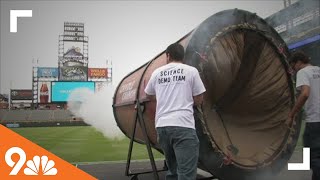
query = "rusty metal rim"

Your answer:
(185, 9), (299, 170)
